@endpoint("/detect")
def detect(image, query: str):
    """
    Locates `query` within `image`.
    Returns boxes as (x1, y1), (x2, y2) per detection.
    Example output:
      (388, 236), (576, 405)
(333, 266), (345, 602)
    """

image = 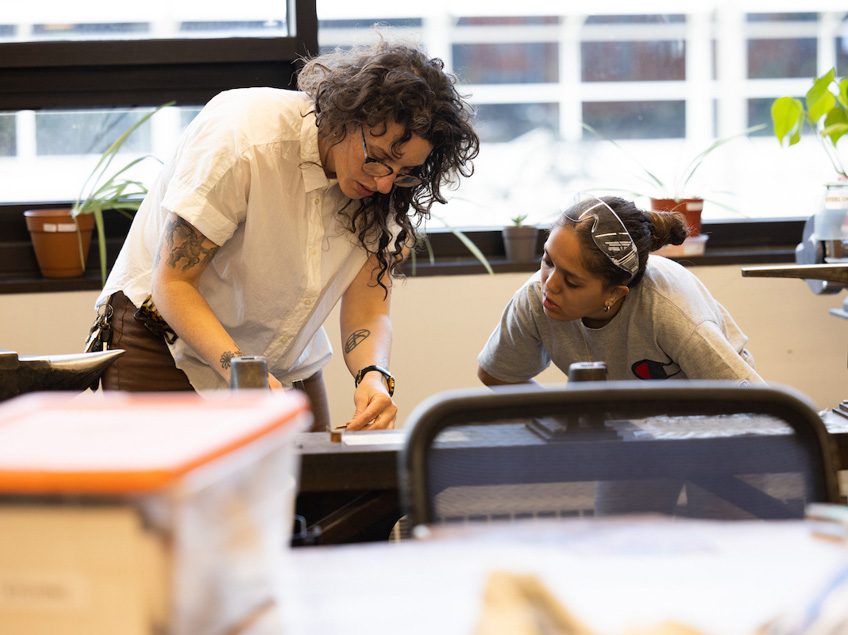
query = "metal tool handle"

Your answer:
(568, 361), (608, 382)
(230, 356), (269, 389)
